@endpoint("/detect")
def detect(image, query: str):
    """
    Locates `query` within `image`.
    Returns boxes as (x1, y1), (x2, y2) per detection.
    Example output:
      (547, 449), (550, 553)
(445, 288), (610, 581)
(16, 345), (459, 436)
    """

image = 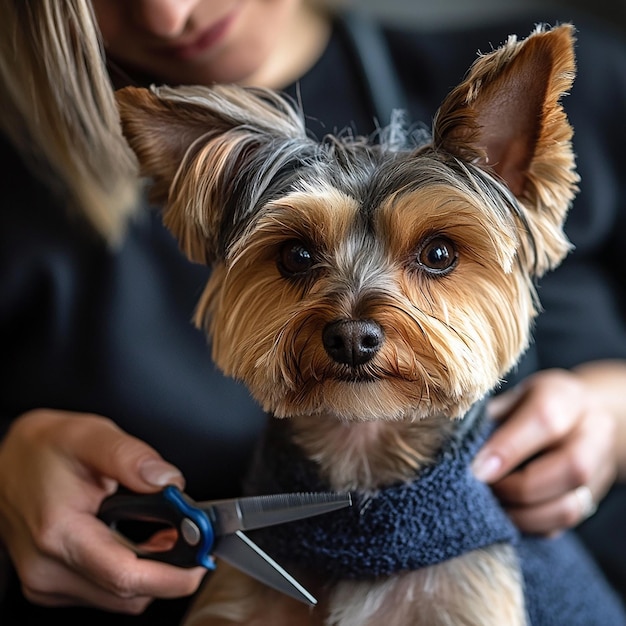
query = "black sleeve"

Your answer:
(534, 257), (626, 368)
